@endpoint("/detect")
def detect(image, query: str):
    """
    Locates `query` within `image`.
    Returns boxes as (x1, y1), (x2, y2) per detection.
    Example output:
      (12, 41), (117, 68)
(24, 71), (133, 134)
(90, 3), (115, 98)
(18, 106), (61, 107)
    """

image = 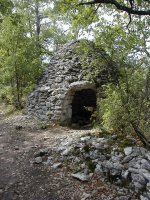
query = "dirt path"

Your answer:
(0, 110), (87, 200)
